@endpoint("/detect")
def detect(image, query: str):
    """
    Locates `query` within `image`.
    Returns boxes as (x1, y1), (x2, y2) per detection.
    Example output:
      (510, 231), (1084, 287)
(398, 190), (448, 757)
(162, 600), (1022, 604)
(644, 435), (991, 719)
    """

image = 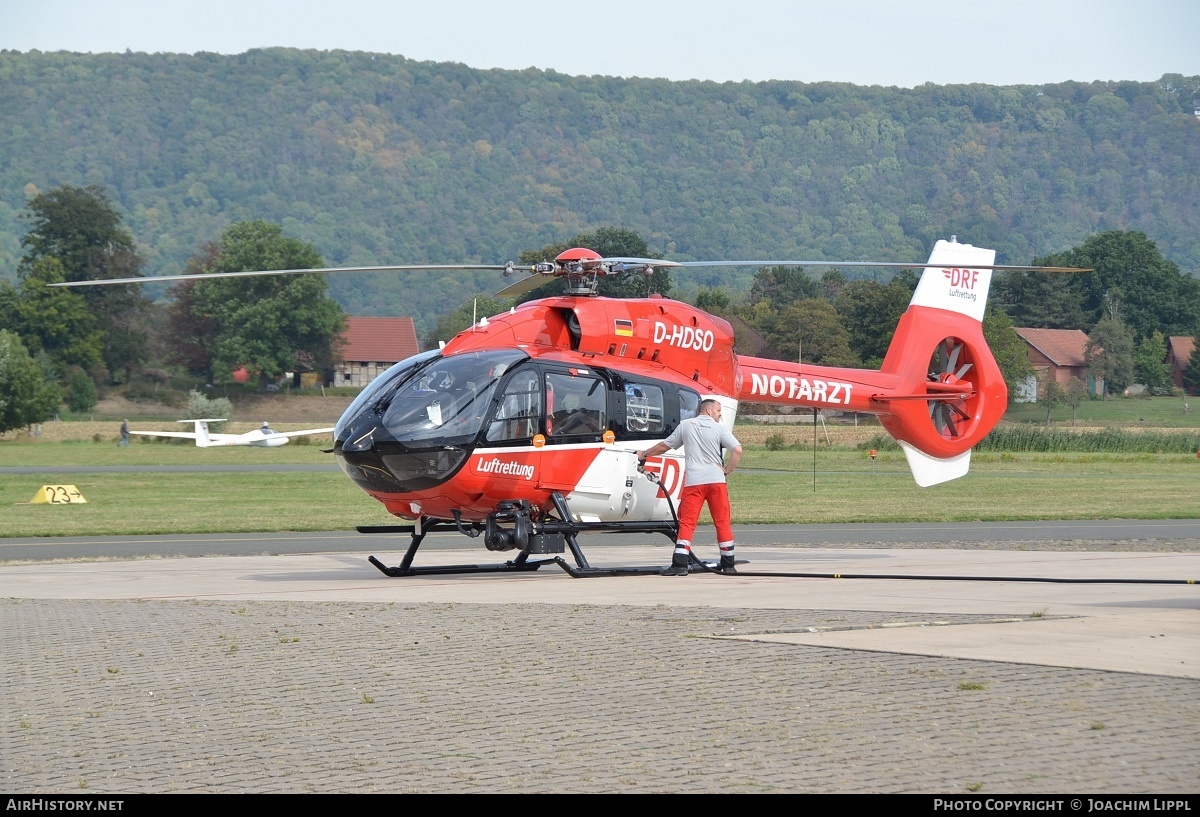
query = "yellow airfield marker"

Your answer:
(29, 485), (88, 504)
